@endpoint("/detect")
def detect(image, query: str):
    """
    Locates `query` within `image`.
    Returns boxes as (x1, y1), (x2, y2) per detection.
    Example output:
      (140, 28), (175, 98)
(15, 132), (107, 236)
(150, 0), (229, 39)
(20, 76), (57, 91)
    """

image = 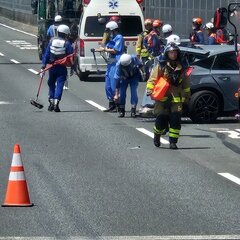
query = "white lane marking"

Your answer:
(0, 52), (4, 56)
(0, 23), (37, 37)
(10, 59), (20, 64)
(236, 129), (240, 133)
(6, 40), (38, 50)
(85, 100), (107, 111)
(217, 130), (240, 139)
(210, 128), (229, 131)
(1, 236), (240, 240)
(136, 127), (169, 144)
(218, 173), (240, 186)
(28, 69), (39, 75)
(0, 101), (11, 104)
